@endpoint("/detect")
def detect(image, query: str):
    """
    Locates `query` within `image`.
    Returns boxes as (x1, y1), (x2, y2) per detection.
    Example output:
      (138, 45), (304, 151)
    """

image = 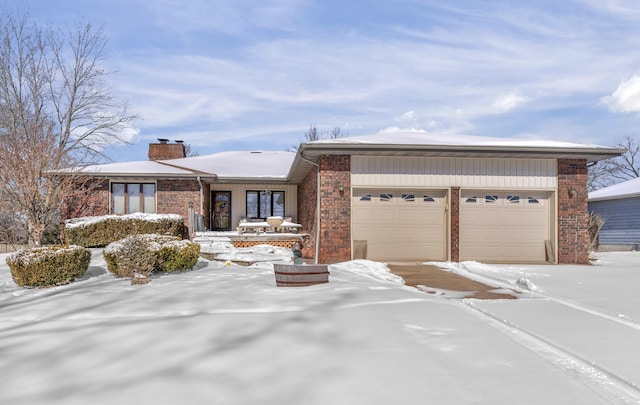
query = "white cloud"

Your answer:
(396, 110), (417, 122)
(602, 74), (640, 113)
(490, 92), (528, 114)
